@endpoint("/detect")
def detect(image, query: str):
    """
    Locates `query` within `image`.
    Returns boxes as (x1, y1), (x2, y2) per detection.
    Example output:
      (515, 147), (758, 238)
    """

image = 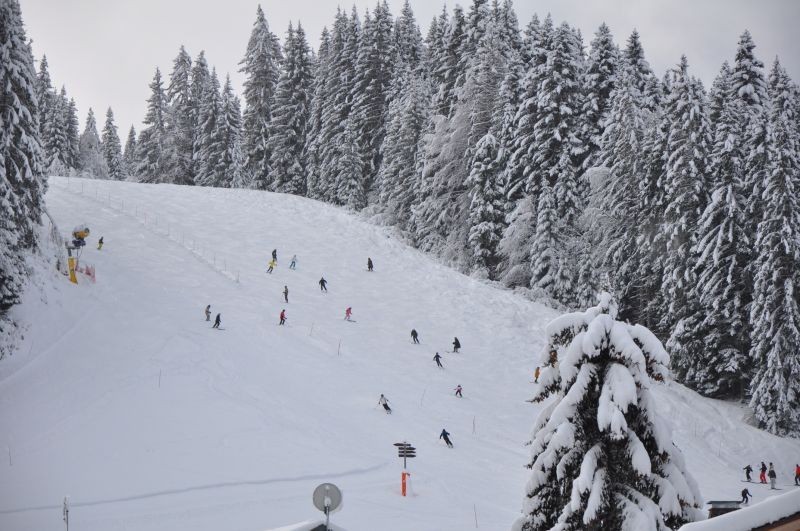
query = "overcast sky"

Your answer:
(18, 0), (800, 137)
